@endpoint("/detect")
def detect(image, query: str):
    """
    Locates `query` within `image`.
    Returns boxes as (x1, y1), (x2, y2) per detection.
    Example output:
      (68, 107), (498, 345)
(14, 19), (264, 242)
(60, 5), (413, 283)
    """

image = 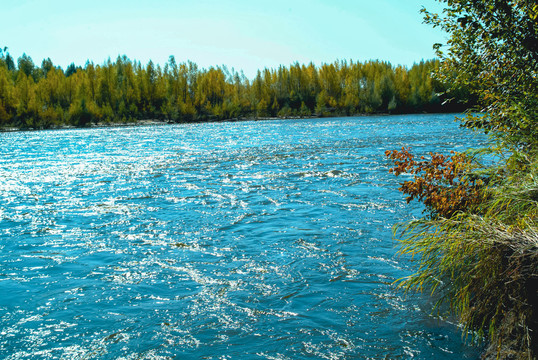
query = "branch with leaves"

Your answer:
(386, 147), (486, 218)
